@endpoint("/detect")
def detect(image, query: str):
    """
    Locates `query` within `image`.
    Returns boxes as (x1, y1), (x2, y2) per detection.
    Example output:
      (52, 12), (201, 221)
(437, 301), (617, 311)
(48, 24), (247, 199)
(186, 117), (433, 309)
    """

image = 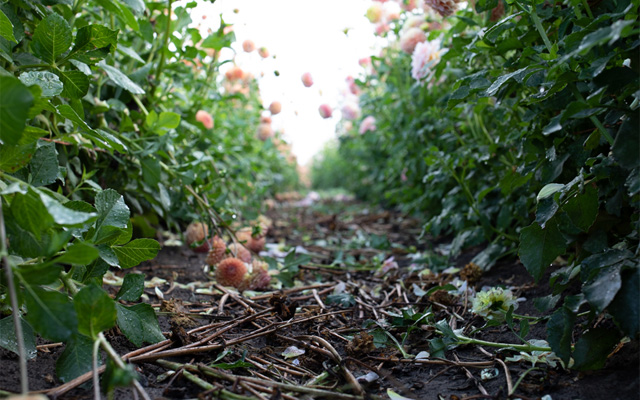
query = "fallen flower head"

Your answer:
(471, 287), (518, 320)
